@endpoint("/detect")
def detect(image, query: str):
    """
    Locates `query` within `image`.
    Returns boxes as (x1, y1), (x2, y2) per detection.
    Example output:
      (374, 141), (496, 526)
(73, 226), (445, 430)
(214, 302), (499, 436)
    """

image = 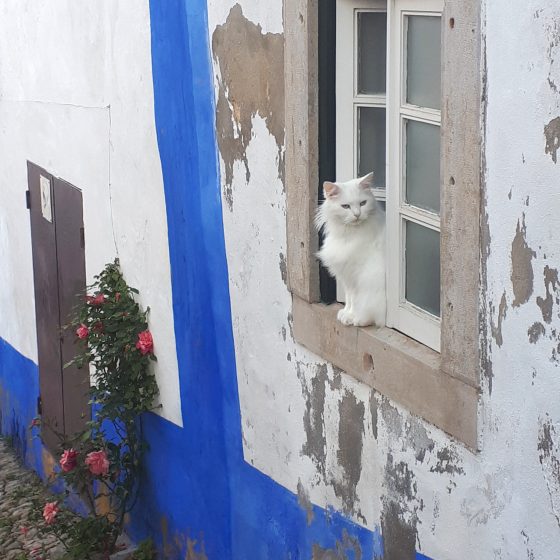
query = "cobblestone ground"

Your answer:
(0, 438), (65, 560)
